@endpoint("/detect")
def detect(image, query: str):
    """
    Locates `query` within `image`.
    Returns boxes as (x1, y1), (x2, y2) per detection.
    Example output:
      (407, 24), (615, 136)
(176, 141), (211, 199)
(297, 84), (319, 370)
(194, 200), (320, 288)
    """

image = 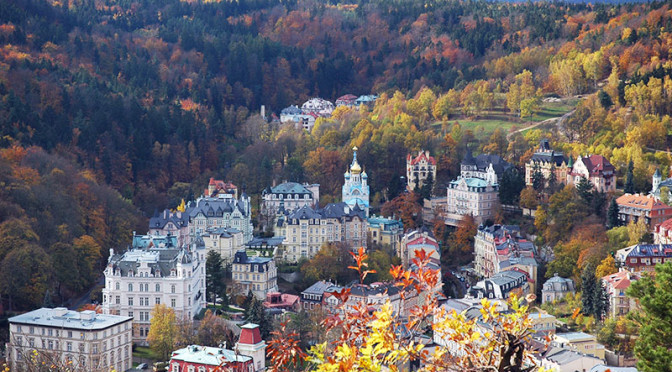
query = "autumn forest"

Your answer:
(1, 0), (672, 319)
